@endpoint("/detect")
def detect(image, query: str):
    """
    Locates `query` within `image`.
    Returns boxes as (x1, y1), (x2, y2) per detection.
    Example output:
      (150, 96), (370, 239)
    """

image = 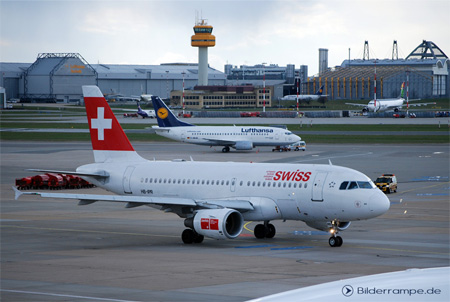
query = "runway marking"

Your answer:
(244, 221), (254, 233)
(396, 181), (450, 195)
(271, 246), (313, 250)
(0, 225), (179, 238)
(235, 244), (278, 249)
(293, 152), (373, 163)
(0, 289), (143, 302)
(352, 245), (449, 255)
